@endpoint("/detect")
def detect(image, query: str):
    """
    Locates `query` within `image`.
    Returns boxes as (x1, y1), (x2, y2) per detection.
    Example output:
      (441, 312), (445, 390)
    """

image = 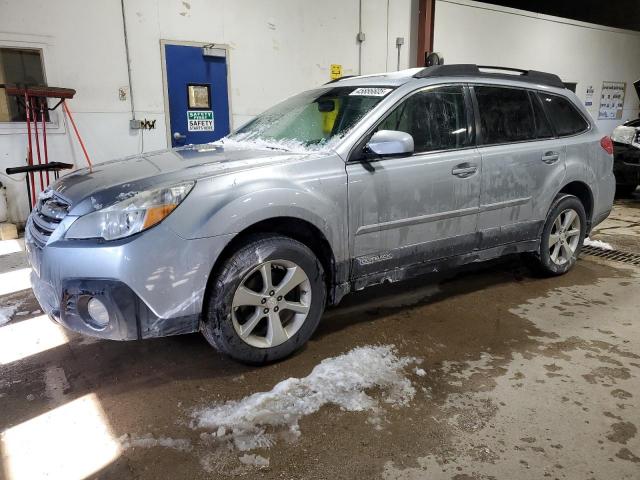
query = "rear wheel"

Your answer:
(202, 234), (326, 364)
(531, 195), (587, 276)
